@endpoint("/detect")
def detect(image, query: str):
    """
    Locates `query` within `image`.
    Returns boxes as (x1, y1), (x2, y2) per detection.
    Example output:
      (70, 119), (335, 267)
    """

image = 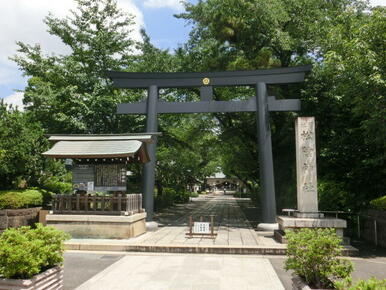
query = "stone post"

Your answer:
(294, 117), (322, 218)
(275, 116), (348, 245)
